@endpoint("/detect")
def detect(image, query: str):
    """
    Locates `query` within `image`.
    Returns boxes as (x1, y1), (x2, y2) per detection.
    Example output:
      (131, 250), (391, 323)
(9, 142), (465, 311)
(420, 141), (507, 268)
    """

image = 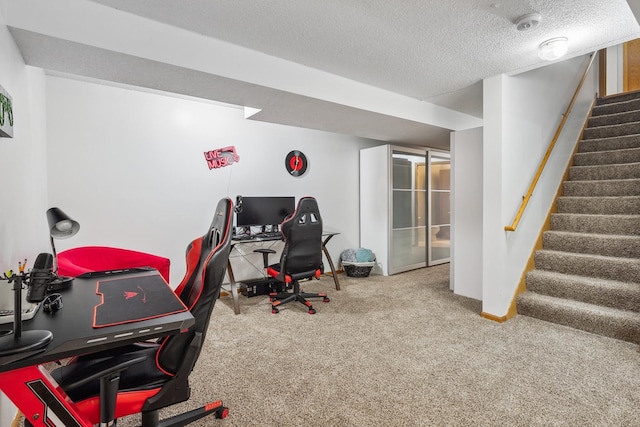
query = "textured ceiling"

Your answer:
(5, 0), (640, 148)
(89, 0), (640, 100)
